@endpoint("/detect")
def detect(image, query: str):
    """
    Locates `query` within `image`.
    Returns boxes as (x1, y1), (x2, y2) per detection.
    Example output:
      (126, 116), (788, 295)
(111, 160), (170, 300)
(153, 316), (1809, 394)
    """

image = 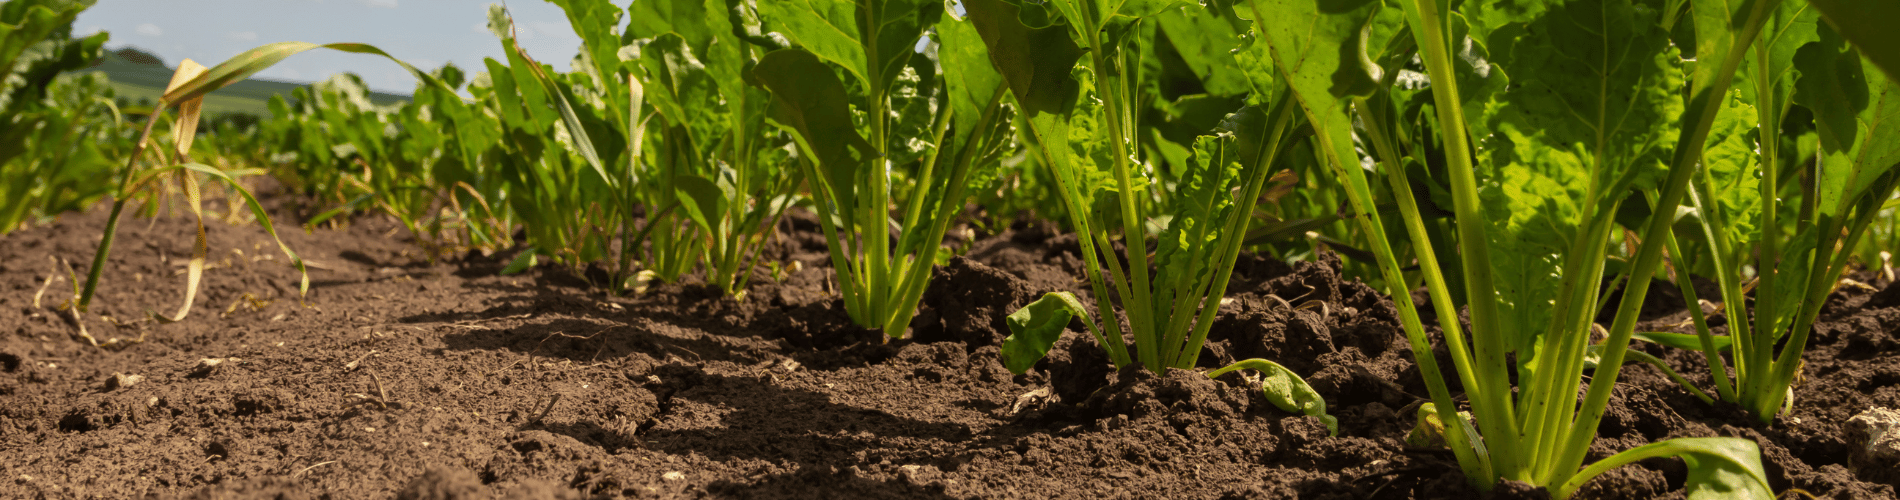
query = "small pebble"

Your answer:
(662, 471), (684, 482)
(1847, 407), (1900, 485)
(106, 373), (143, 391)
